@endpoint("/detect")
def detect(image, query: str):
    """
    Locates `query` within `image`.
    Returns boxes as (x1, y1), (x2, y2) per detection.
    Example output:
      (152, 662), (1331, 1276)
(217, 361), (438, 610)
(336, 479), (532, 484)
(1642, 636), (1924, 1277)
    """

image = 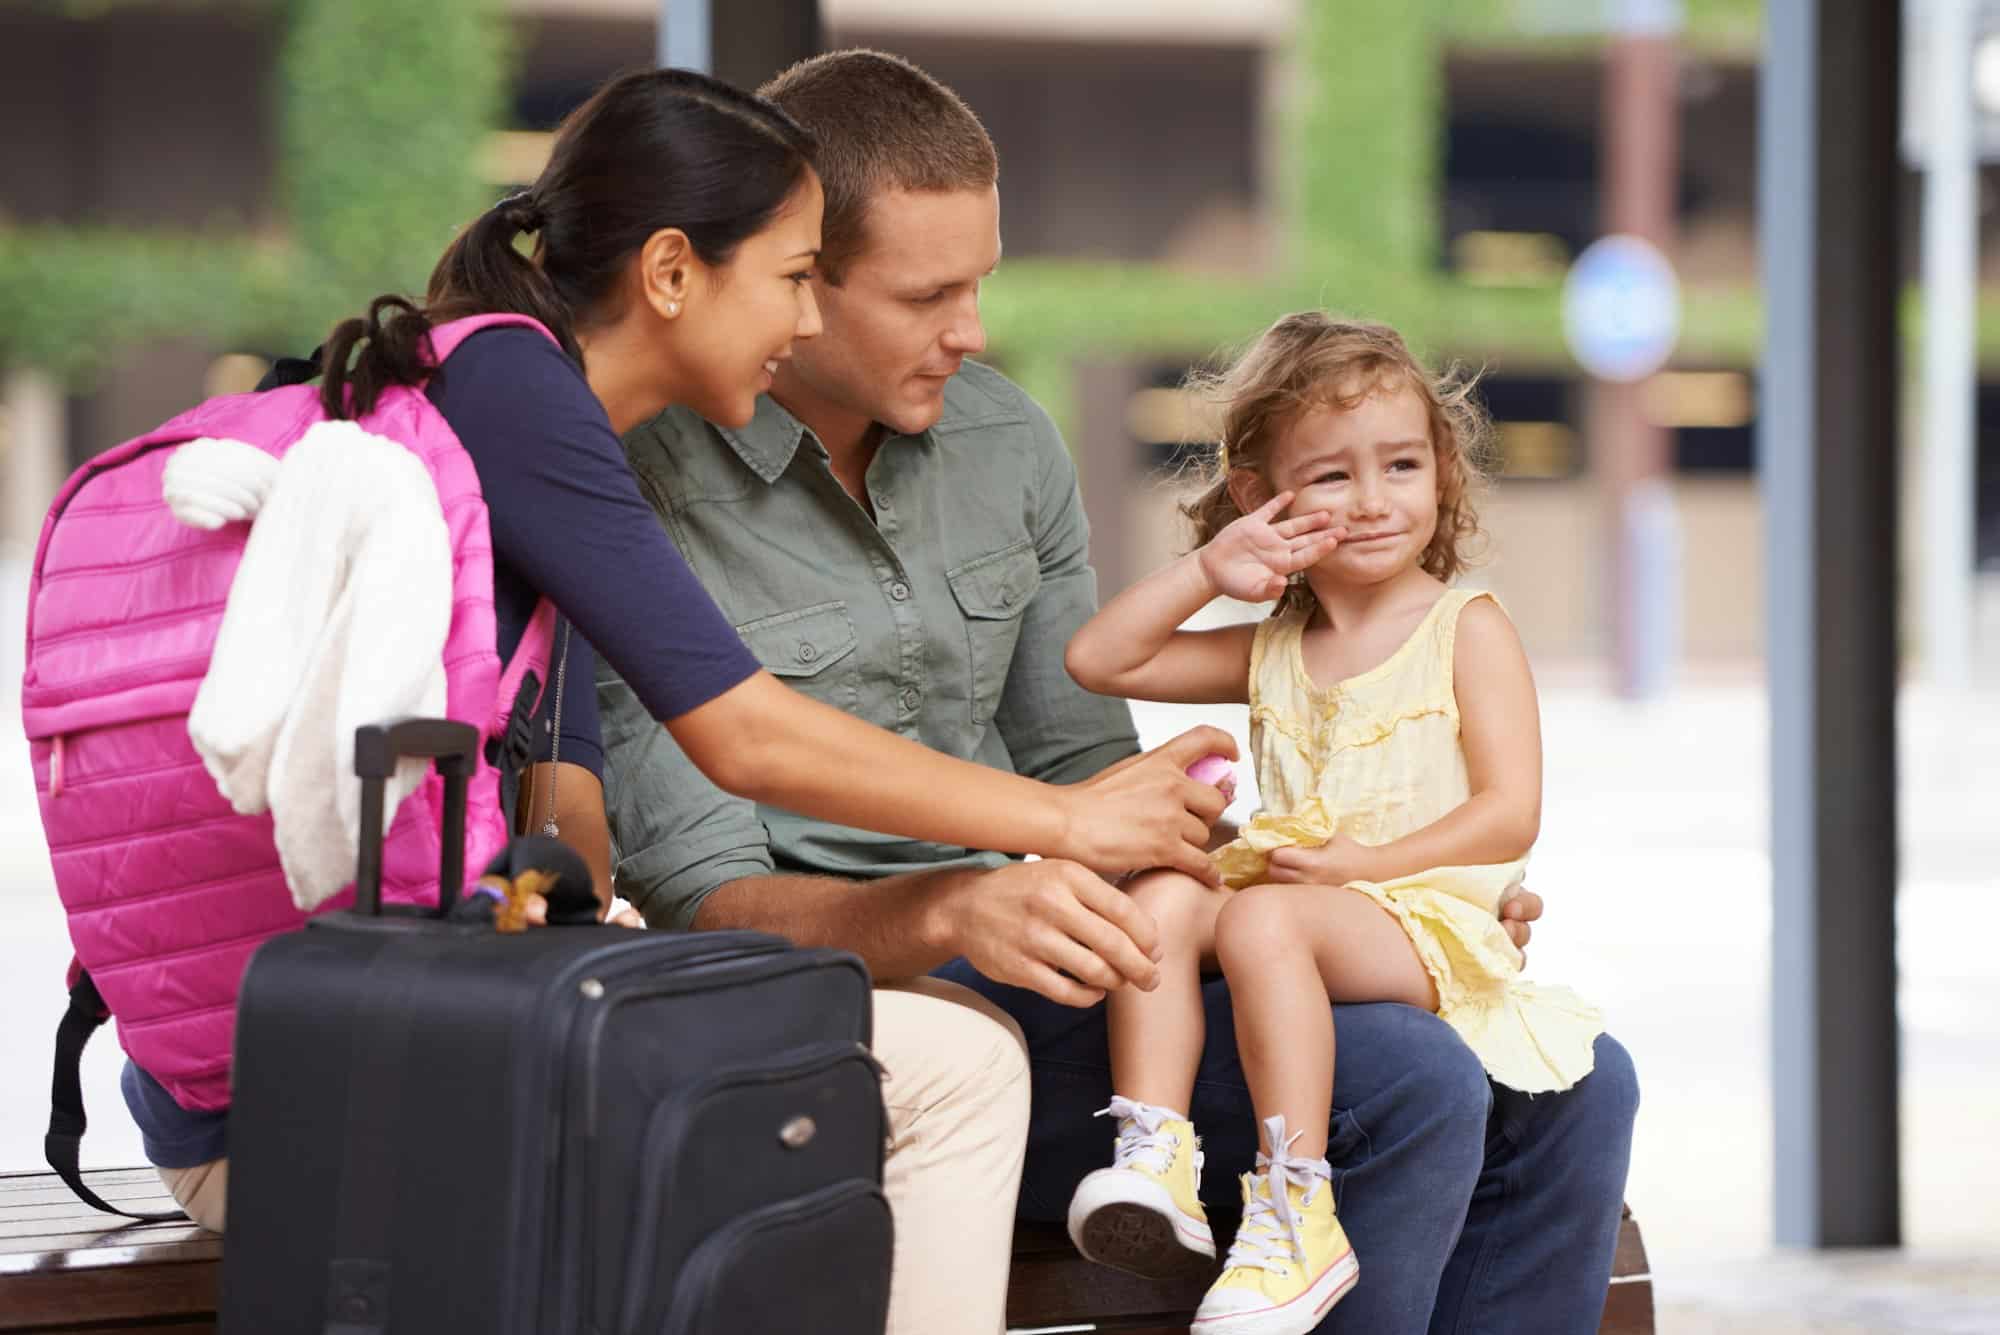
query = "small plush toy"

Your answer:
(450, 834), (600, 931)
(1186, 752), (1238, 804)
